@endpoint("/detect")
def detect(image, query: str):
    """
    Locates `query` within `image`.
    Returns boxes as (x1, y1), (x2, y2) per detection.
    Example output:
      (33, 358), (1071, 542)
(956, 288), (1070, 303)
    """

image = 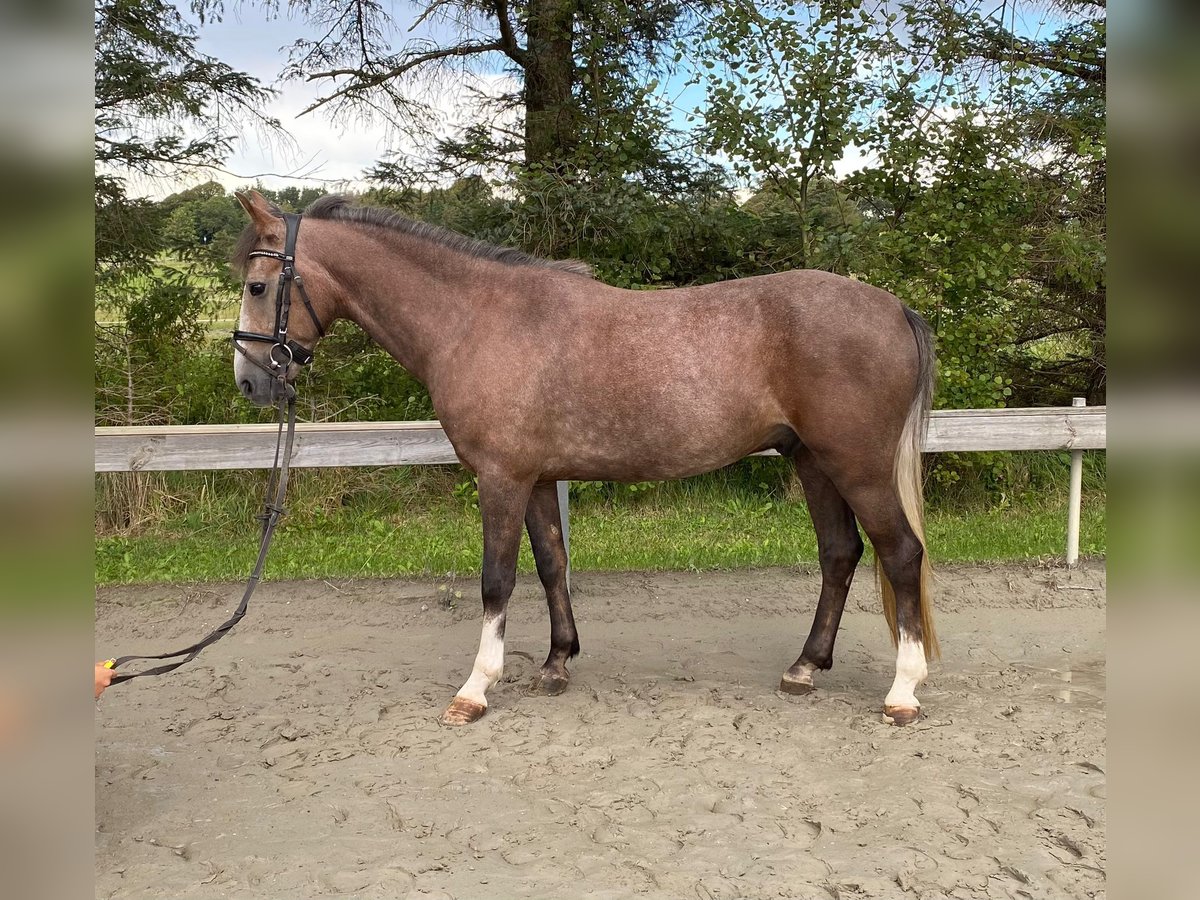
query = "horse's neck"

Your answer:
(335, 233), (505, 388)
